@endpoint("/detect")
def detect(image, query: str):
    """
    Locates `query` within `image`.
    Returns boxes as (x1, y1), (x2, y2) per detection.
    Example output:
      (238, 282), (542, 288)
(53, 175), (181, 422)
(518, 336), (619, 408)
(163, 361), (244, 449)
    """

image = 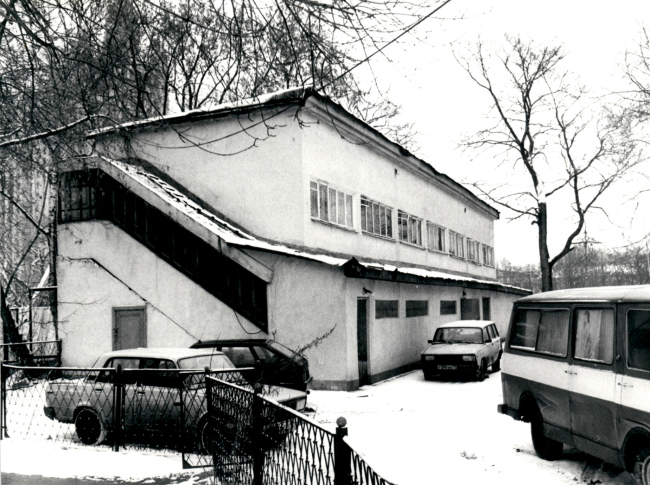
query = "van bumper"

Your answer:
(497, 403), (519, 420)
